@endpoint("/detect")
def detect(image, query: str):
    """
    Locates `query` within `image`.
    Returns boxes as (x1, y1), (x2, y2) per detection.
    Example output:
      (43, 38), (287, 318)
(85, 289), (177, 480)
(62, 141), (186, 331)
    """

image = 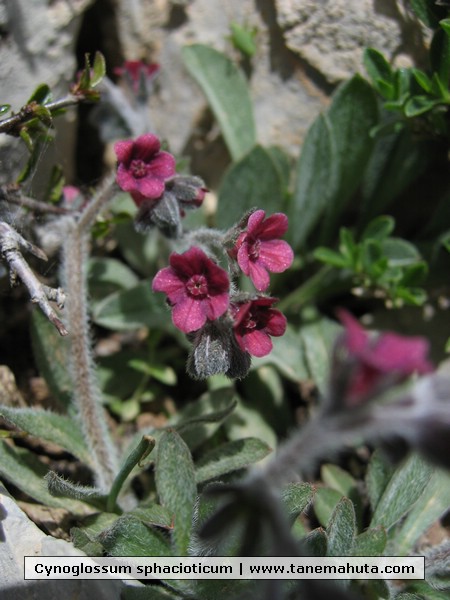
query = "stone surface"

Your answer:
(0, 482), (124, 599)
(274, 0), (427, 83)
(113, 0), (330, 175)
